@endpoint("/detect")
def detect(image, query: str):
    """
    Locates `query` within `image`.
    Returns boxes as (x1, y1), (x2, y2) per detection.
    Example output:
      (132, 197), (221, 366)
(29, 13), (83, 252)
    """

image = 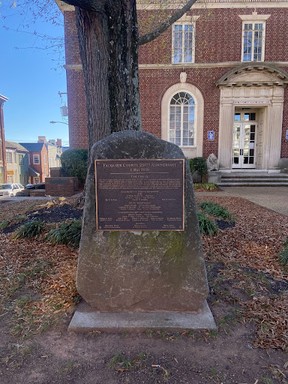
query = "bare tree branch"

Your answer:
(139, 0), (198, 45)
